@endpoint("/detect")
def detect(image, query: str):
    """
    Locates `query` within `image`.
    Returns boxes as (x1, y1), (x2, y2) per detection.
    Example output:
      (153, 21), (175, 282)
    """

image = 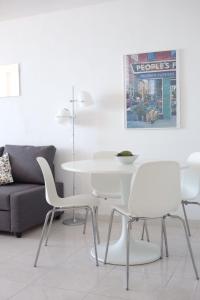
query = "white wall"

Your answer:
(0, 0), (200, 218)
